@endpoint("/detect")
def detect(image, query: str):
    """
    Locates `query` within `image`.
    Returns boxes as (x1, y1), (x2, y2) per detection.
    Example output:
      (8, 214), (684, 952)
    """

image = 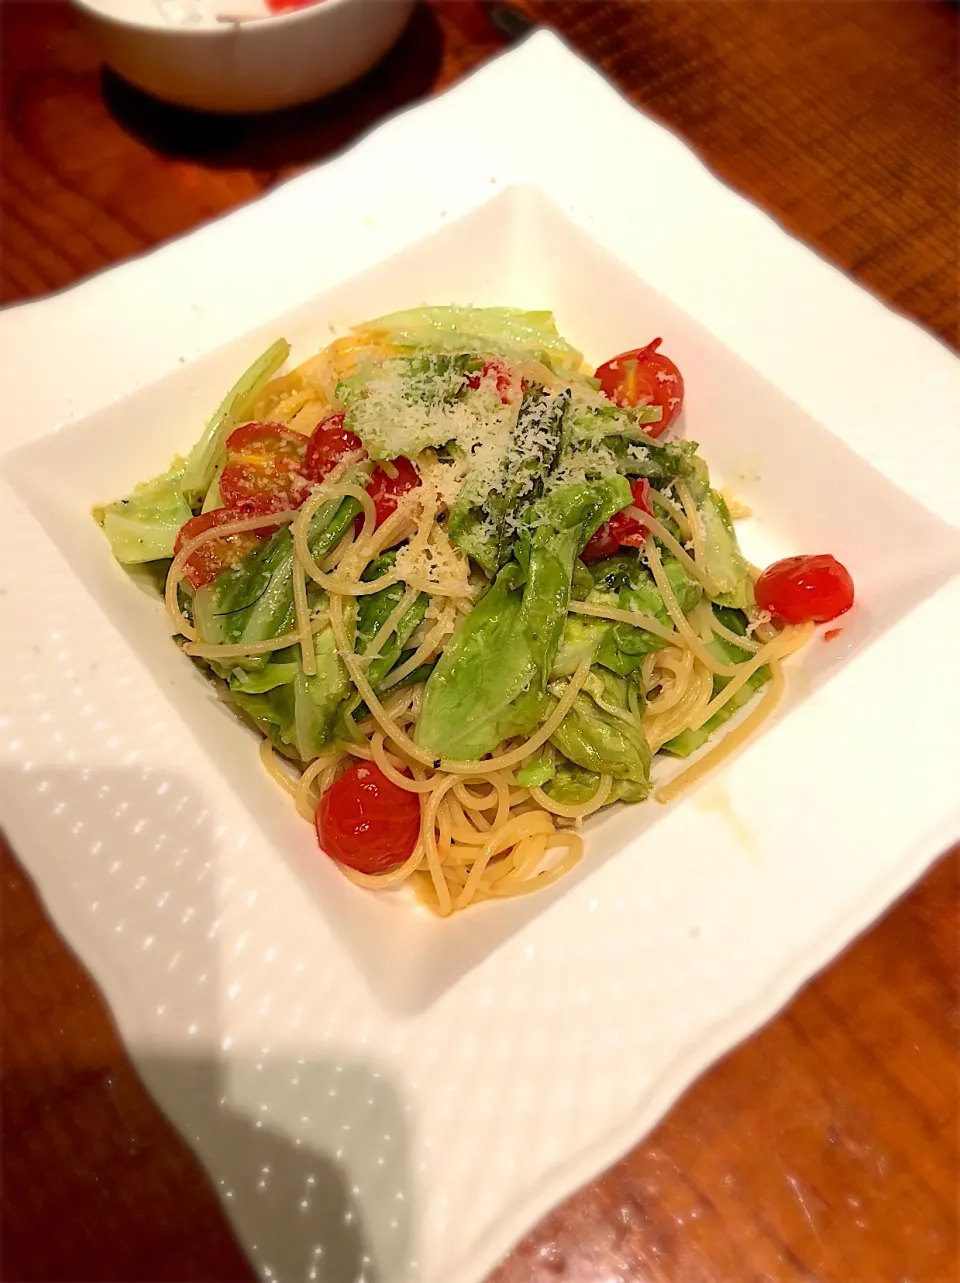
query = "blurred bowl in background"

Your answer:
(72, 0), (416, 114)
